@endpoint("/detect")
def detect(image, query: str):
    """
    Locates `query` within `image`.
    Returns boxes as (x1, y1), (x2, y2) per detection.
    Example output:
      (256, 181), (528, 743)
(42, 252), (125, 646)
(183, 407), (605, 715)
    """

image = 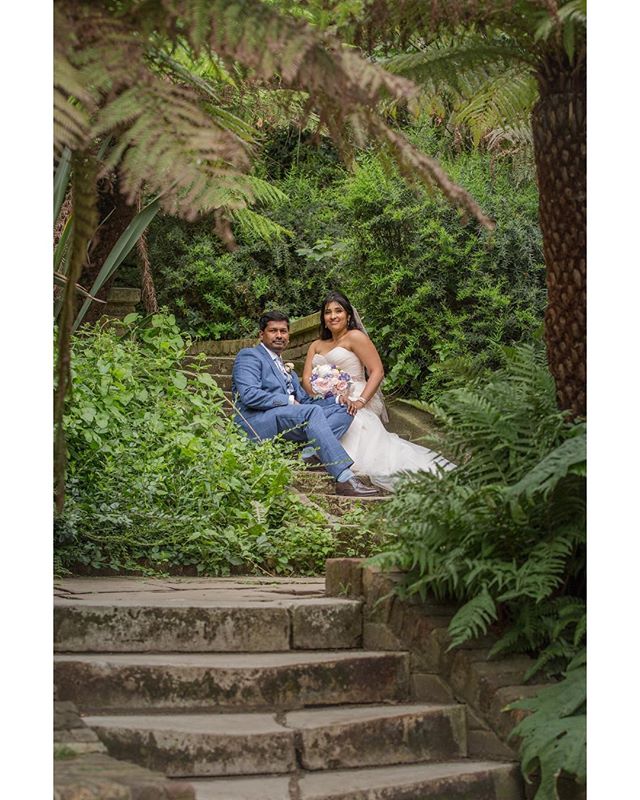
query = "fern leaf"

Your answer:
(230, 208), (293, 241)
(447, 587), (497, 648)
(507, 431), (586, 504)
(508, 665), (586, 797)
